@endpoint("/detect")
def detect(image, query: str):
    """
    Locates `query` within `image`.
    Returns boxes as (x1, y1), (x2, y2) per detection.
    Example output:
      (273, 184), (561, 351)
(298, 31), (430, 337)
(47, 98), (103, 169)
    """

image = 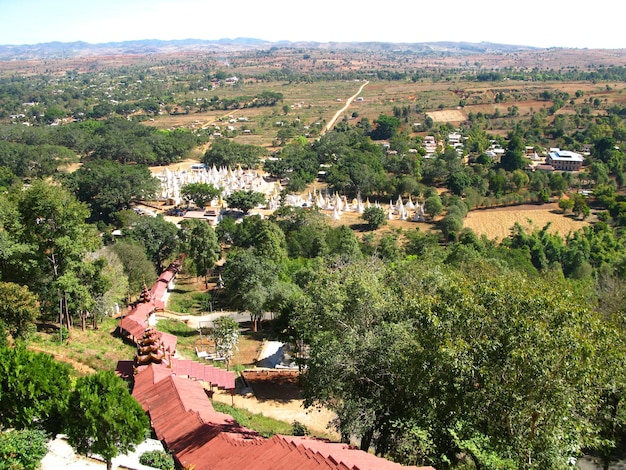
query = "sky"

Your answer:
(0, 0), (623, 49)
